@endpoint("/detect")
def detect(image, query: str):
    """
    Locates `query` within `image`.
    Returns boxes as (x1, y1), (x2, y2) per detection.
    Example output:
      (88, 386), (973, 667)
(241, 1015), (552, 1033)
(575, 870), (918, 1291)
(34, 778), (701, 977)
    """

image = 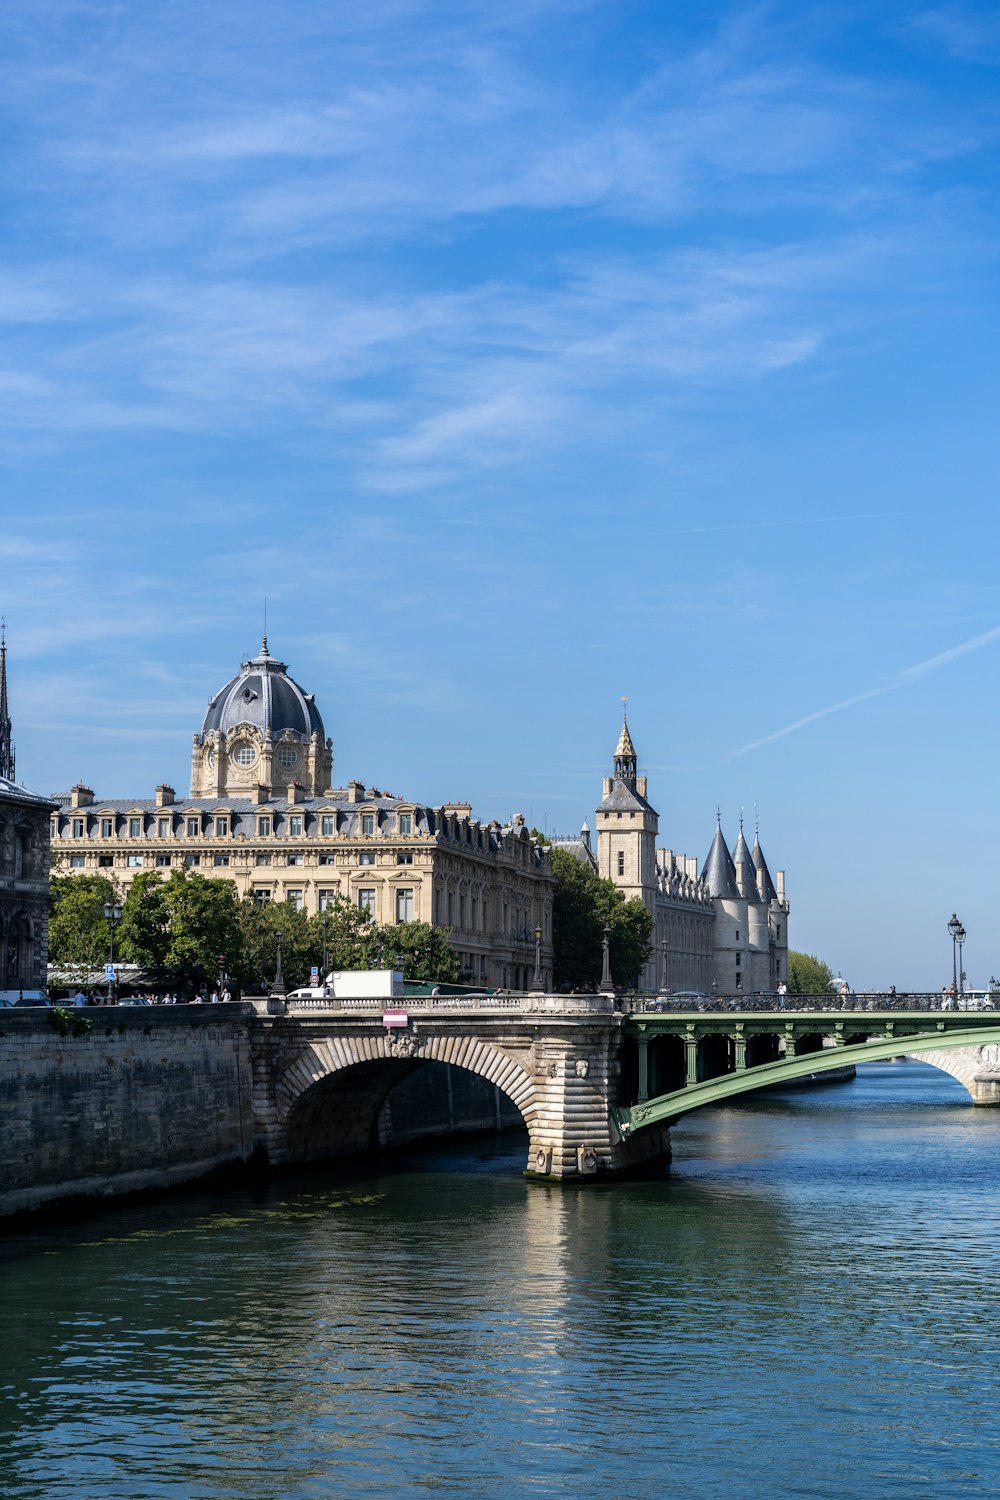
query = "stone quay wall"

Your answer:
(0, 1006), (256, 1219)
